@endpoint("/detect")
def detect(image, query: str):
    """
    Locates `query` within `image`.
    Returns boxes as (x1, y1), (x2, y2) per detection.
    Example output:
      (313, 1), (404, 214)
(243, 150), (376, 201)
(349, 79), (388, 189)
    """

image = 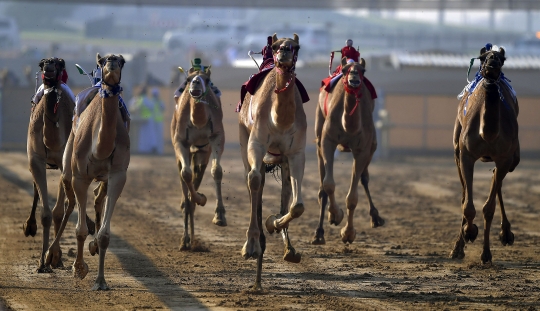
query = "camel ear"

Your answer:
(360, 58), (366, 68)
(479, 47), (486, 56)
(272, 33), (278, 44)
(188, 67), (196, 74)
(341, 57), (348, 67)
(118, 54), (126, 67)
(293, 33), (299, 44)
(96, 53), (102, 66)
(499, 47), (505, 57)
(205, 65), (211, 75)
(38, 59), (46, 70)
(57, 58), (66, 71)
